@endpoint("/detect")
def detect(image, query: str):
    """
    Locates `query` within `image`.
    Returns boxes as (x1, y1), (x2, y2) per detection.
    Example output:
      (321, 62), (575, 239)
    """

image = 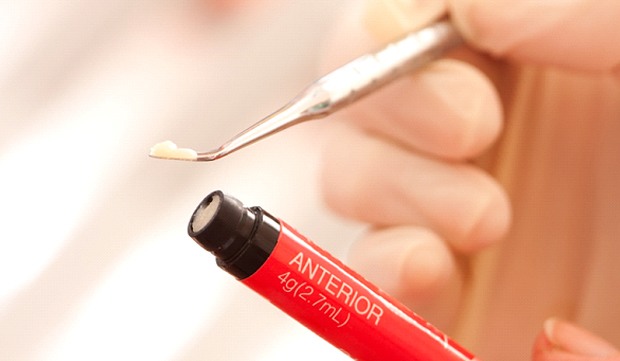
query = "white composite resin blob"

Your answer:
(149, 140), (197, 160)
